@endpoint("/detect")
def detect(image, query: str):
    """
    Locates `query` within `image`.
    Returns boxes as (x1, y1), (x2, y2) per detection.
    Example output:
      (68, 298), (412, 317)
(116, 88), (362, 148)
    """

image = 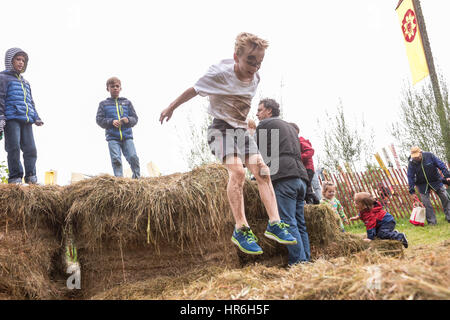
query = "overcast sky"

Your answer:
(1, 0), (449, 185)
